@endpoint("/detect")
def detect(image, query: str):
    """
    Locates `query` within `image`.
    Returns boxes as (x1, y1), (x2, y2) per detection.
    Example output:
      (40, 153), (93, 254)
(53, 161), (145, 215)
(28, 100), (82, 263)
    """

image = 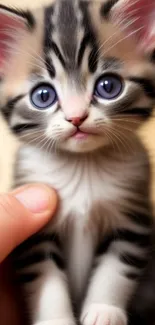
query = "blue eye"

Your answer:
(31, 84), (58, 109)
(94, 74), (123, 100)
